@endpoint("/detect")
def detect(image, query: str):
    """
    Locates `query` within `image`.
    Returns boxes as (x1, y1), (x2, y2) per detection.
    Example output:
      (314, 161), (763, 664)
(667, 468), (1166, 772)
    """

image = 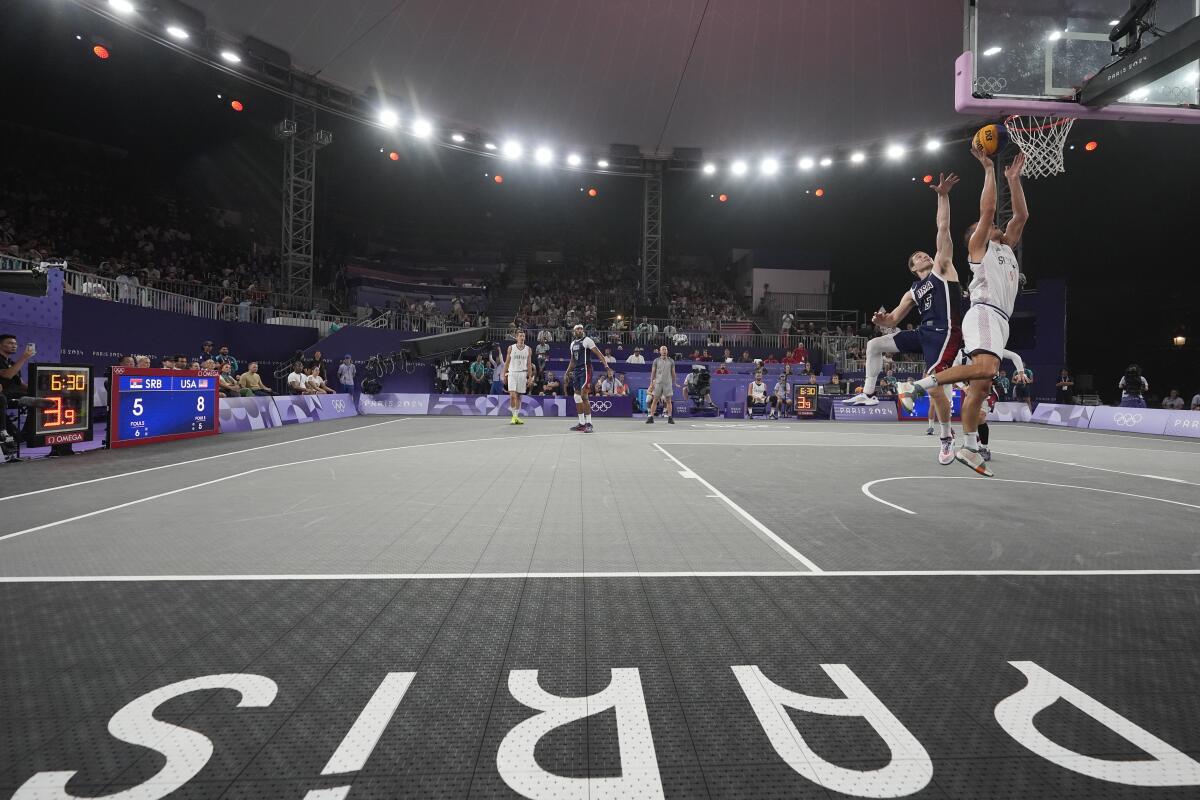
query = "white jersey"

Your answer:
(506, 343), (530, 374)
(967, 240), (1020, 317)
